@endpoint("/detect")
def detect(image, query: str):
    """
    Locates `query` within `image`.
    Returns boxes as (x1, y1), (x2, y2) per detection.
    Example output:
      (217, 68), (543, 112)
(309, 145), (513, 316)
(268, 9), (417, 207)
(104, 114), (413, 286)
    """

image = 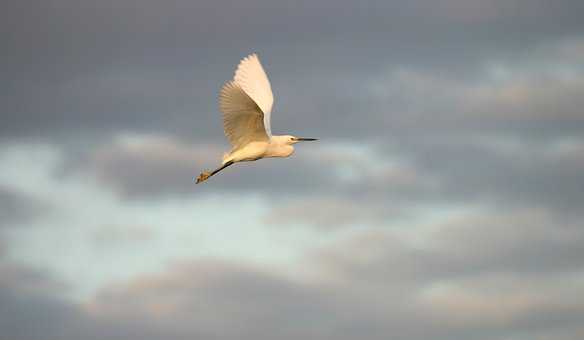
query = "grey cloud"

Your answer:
(0, 265), (84, 340)
(3, 1), (584, 339)
(397, 136), (584, 213)
(3, 0), (584, 140)
(0, 291), (80, 340)
(364, 60), (584, 137)
(74, 127), (584, 217)
(86, 135), (221, 197)
(79, 134), (335, 198)
(311, 210), (584, 287)
(265, 132), (584, 228)
(0, 187), (49, 228)
(0, 263), (69, 296)
(419, 275), (584, 337)
(37, 35), (584, 227)
(427, 209), (584, 275)
(79, 258), (505, 340)
(2, 206), (584, 340)
(74, 131), (439, 202)
(264, 196), (406, 230)
(0, 263), (163, 340)
(90, 260), (339, 339)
